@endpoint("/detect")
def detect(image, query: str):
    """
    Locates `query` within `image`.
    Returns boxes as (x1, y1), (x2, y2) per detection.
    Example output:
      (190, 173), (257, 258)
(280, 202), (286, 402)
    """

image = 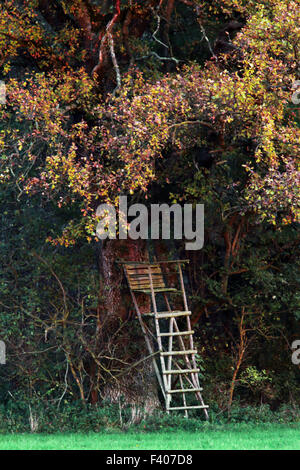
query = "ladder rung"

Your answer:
(167, 405), (209, 411)
(163, 368), (199, 375)
(161, 349), (197, 356)
(155, 311), (191, 319)
(167, 388), (203, 394)
(158, 330), (194, 337)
